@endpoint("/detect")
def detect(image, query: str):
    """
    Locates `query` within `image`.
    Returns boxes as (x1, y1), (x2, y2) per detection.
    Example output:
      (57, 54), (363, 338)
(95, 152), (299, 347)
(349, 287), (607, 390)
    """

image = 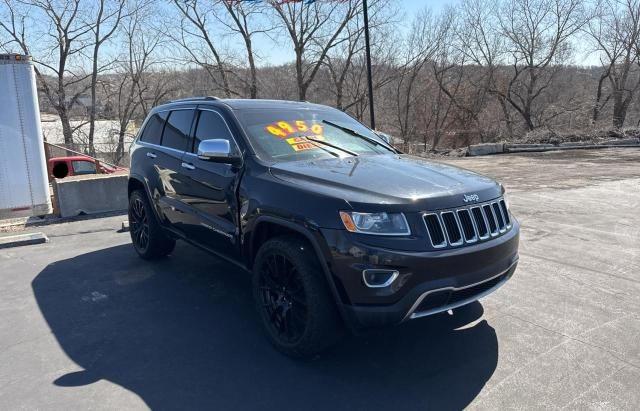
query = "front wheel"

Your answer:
(128, 189), (175, 259)
(252, 236), (343, 358)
